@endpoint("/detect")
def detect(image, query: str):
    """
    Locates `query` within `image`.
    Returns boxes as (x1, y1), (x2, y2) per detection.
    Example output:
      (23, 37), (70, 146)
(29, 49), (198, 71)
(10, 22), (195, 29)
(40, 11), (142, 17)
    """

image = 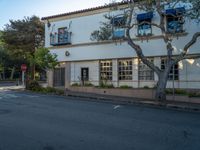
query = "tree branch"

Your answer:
(155, 0), (169, 43)
(126, 7), (161, 75)
(173, 32), (200, 64)
(126, 20), (162, 30)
